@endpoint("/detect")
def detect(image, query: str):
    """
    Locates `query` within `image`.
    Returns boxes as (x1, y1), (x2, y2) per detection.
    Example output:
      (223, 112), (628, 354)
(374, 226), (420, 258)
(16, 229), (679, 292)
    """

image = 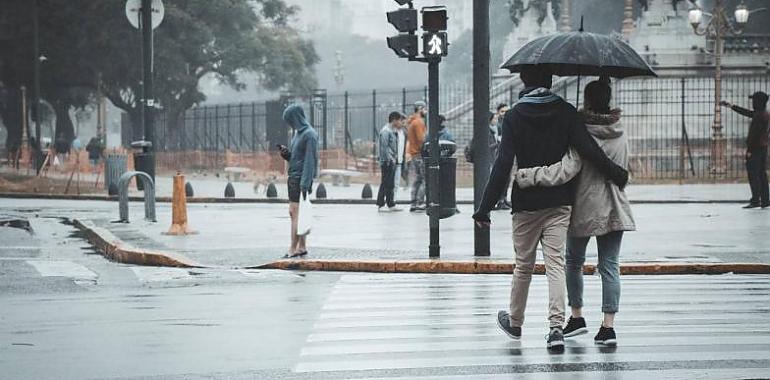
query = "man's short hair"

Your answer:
(519, 65), (553, 89)
(414, 100), (427, 113)
(388, 111), (406, 122)
(496, 103), (508, 112)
